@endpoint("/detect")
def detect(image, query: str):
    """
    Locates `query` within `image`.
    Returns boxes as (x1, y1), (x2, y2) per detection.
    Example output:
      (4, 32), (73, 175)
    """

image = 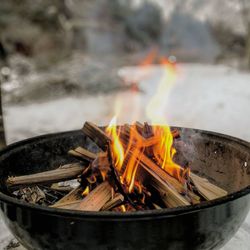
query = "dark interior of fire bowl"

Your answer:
(0, 127), (250, 207)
